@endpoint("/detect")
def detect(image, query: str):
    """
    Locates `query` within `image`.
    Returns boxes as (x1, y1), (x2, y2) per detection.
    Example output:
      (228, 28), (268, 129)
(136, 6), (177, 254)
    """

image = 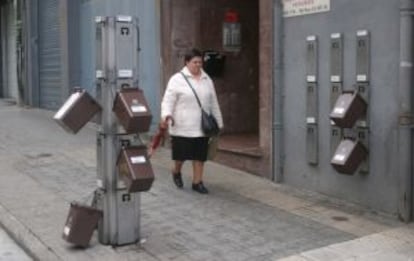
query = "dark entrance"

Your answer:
(161, 0), (272, 177)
